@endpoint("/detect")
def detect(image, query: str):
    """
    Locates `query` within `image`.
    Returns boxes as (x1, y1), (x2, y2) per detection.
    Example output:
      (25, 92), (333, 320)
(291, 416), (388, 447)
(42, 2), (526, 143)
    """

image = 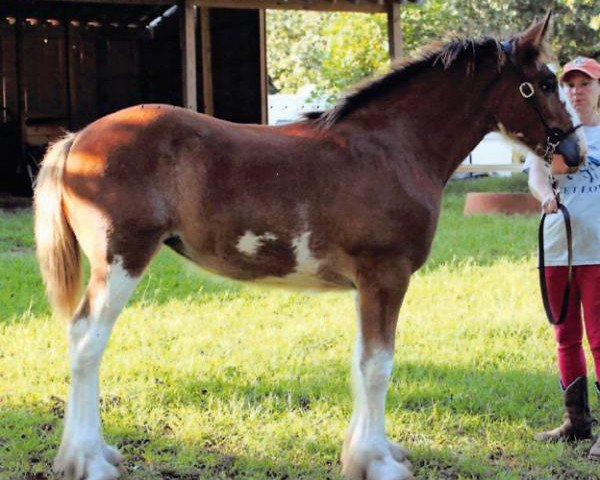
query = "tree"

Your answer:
(266, 1), (599, 98)
(453, 0), (599, 64)
(266, 10), (329, 94)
